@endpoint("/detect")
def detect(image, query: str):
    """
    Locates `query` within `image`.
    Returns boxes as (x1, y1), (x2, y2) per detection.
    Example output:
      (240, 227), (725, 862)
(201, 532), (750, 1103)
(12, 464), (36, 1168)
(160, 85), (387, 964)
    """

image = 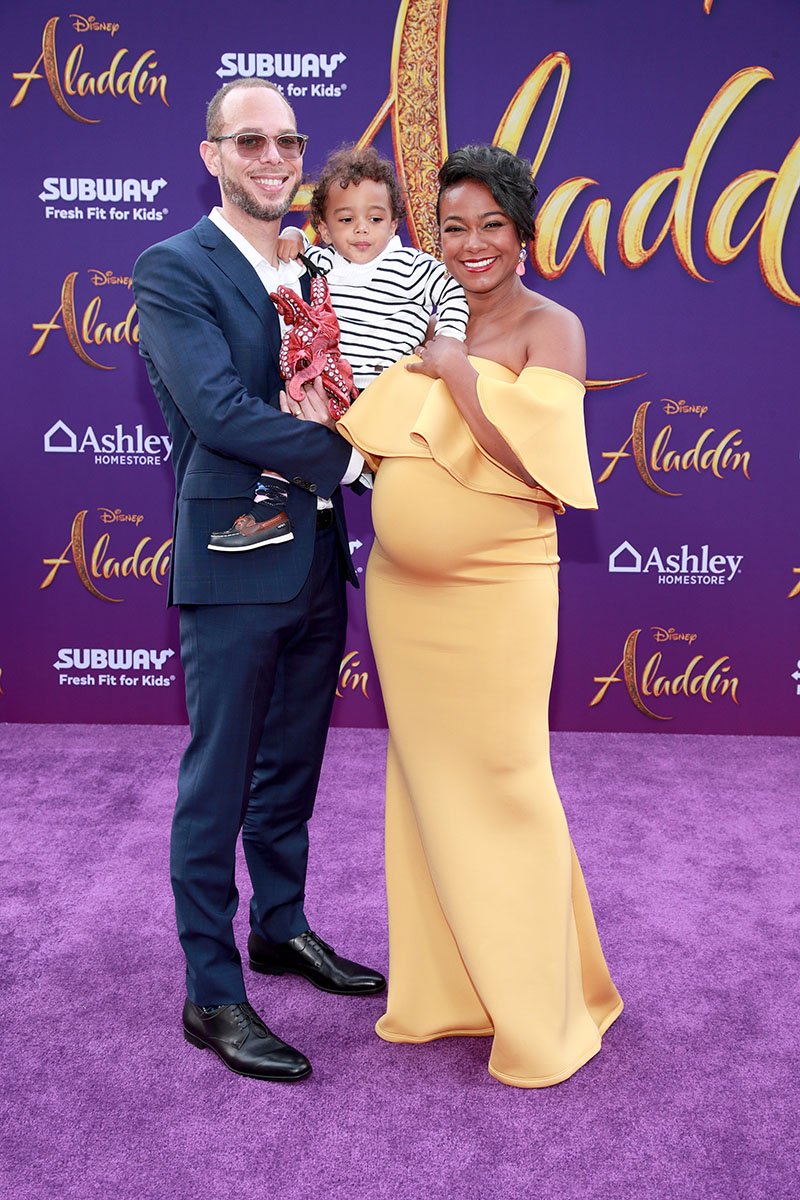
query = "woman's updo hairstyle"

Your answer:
(437, 144), (538, 243)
